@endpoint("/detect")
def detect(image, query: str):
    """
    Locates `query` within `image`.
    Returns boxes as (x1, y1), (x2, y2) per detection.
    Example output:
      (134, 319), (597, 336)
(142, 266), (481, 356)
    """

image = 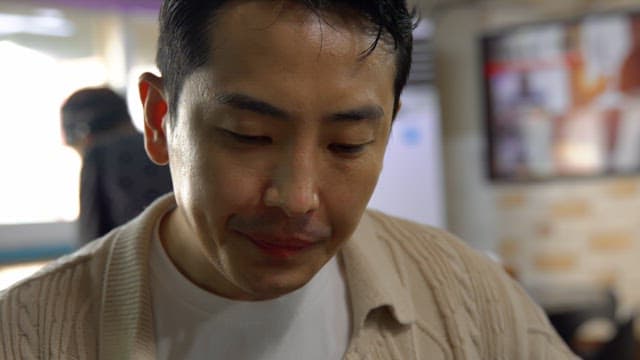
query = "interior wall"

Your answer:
(433, 0), (640, 312)
(434, 6), (499, 253)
